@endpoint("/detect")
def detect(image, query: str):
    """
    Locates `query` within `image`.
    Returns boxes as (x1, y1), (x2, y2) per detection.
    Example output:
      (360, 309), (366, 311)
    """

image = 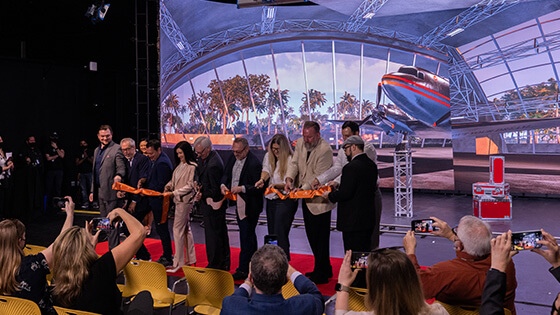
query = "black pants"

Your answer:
(236, 213), (258, 273)
(302, 201), (332, 278)
(266, 198), (298, 260)
(371, 188), (383, 250)
(150, 198), (172, 260)
(202, 203), (230, 270)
